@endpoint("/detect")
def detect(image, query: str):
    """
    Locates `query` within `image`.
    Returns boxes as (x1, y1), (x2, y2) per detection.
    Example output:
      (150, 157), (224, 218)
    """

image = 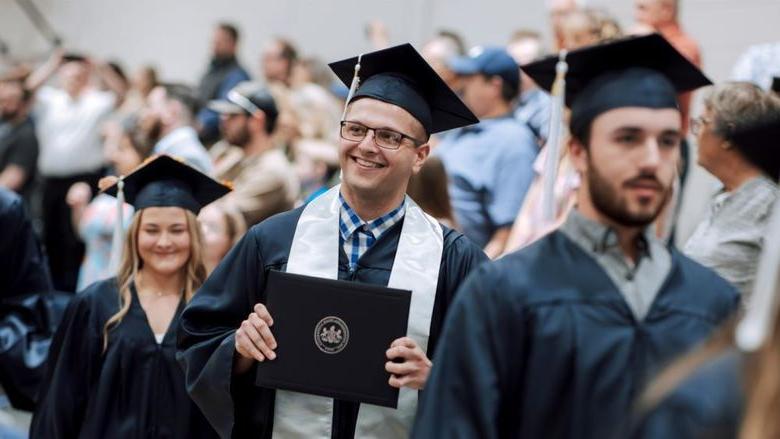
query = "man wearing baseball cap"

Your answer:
(208, 81), (299, 226)
(435, 46), (539, 258)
